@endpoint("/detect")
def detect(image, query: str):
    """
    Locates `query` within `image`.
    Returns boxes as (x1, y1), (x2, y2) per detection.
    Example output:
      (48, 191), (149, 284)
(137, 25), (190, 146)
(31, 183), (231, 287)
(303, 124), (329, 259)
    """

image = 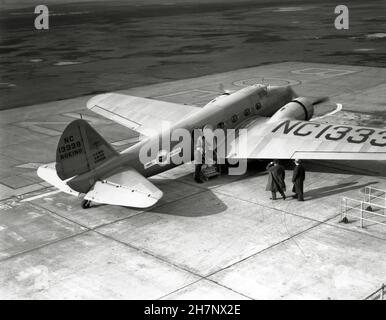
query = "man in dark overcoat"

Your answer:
(292, 159), (305, 201)
(266, 160), (286, 200)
